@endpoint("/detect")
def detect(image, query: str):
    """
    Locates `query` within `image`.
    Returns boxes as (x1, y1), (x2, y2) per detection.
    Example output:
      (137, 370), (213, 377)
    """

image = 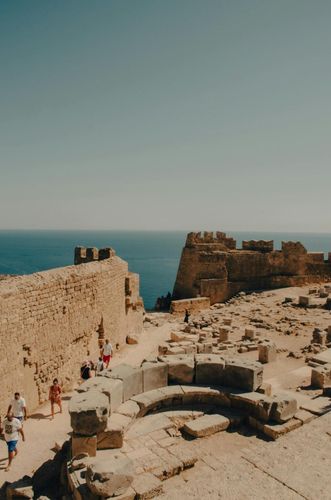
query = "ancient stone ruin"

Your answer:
(0, 247), (143, 414)
(67, 355), (300, 498)
(172, 231), (331, 306)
